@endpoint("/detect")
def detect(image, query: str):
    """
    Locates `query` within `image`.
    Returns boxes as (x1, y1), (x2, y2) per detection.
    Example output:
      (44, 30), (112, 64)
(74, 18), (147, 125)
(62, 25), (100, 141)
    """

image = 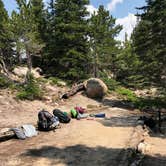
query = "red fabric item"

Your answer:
(74, 106), (86, 114)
